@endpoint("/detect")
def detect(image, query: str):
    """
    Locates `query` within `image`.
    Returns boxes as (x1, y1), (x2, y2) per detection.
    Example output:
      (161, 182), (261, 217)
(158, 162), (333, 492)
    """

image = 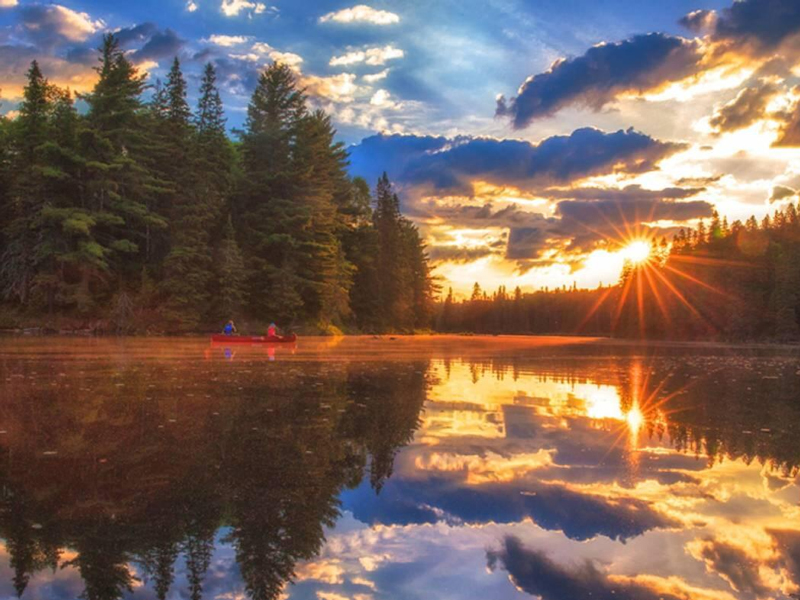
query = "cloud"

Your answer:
(708, 0), (800, 55)
(349, 131), (700, 263)
(134, 28), (184, 62)
(220, 0), (266, 17)
(770, 184), (797, 202)
(350, 476), (675, 541)
(205, 34), (252, 47)
(186, 1), (198, 11)
(769, 529), (800, 587)
(554, 197), (713, 252)
(302, 73), (362, 103)
(0, 0), (18, 7)
(506, 227), (553, 260)
(773, 91), (800, 147)
(213, 40), (303, 70)
(370, 89), (397, 108)
(679, 9), (717, 33)
(319, 5), (400, 25)
(542, 184), (704, 201)
(18, 3), (104, 49)
(400, 128), (685, 194)
(708, 81), (781, 133)
(496, 33), (704, 128)
(687, 538), (771, 596)
(0, 44), (98, 99)
(363, 69), (389, 83)
(427, 246), (495, 263)
(487, 537), (733, 600)
(330, 45), (404, 67)
(113, 22), (158, 47)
